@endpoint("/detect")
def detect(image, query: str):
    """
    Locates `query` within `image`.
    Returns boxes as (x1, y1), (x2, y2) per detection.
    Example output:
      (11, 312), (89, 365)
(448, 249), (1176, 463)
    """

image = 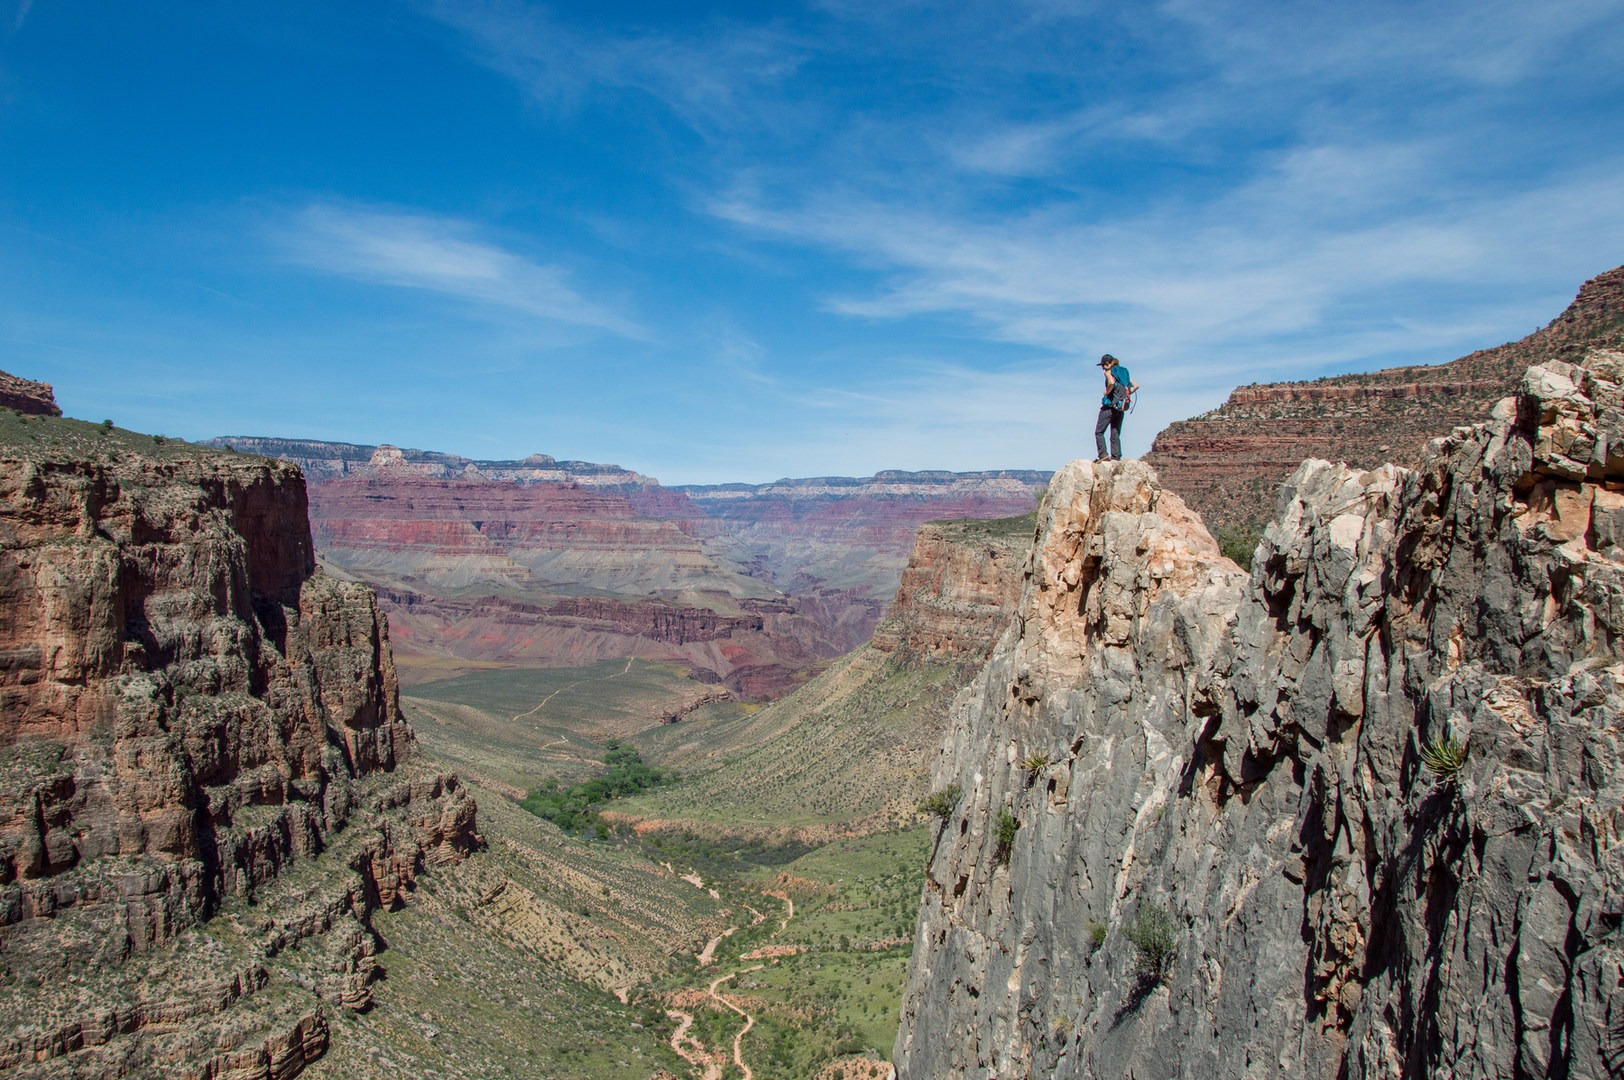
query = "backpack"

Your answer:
(1104, 363), (1133, 410)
